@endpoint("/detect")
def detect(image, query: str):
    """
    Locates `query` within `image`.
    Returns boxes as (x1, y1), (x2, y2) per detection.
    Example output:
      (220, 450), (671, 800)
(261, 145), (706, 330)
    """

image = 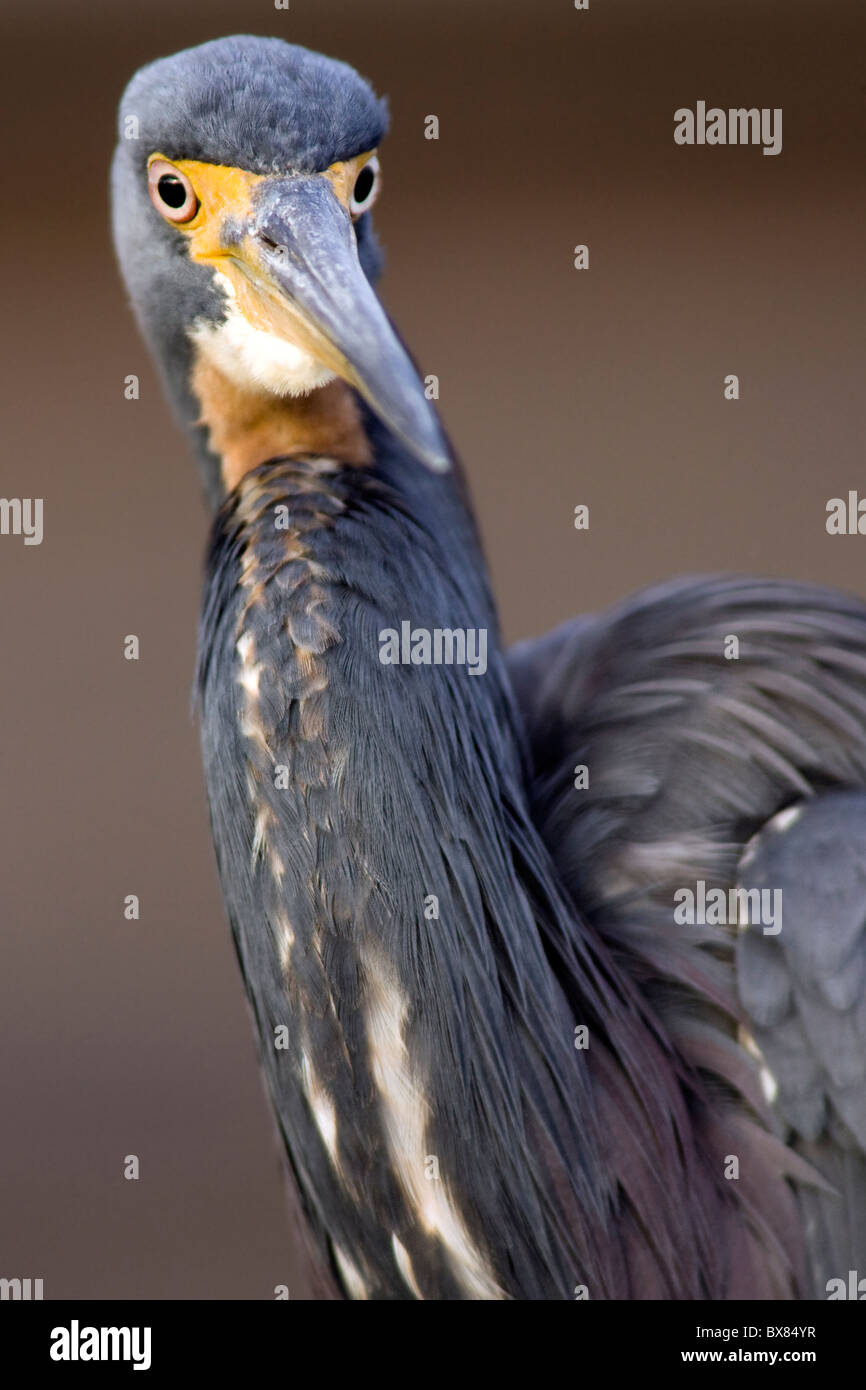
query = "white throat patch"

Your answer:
(190, 270), (336, 397)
